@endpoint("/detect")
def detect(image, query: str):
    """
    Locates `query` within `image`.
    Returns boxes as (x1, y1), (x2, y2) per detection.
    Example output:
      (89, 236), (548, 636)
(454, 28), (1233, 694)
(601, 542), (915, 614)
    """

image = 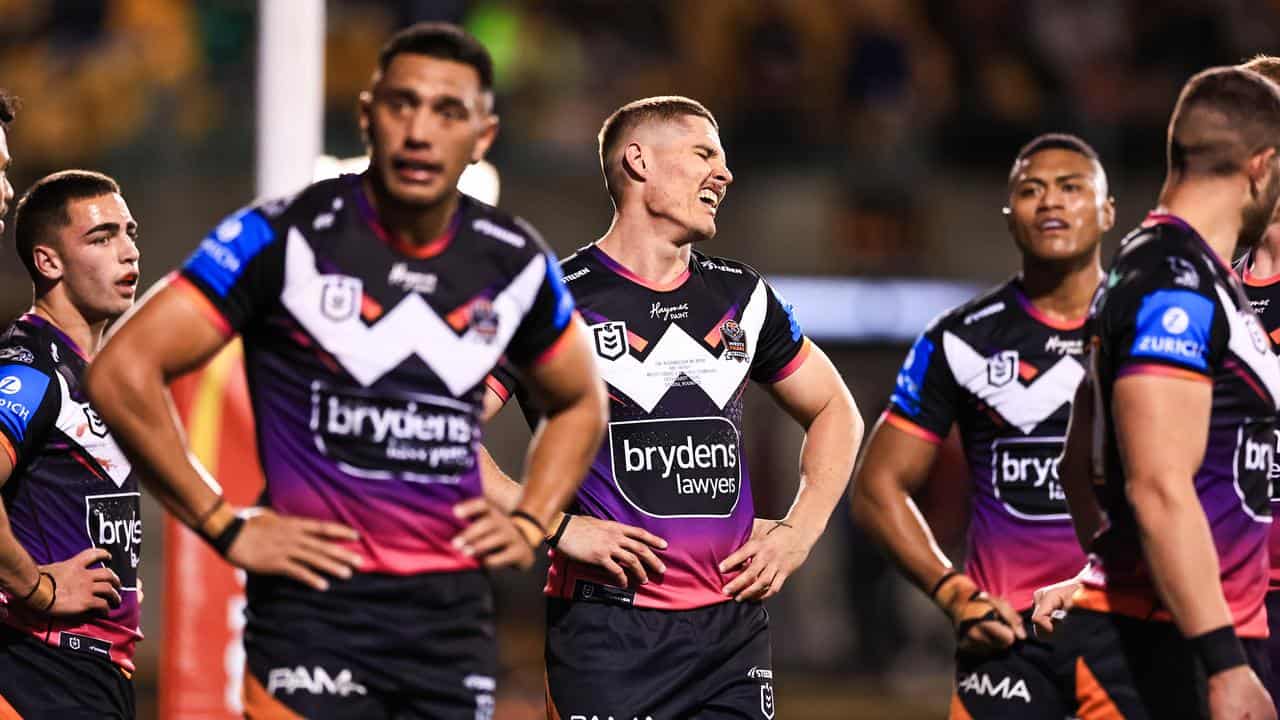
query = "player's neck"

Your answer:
(596, 212), (693, 287)
(363, 176), (459, 247)
(29, 293), (104, 357)
(1019, 253), (1102, 322)
(1156, 175), (1247, 265)
(1247, 222), (1280, 279)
